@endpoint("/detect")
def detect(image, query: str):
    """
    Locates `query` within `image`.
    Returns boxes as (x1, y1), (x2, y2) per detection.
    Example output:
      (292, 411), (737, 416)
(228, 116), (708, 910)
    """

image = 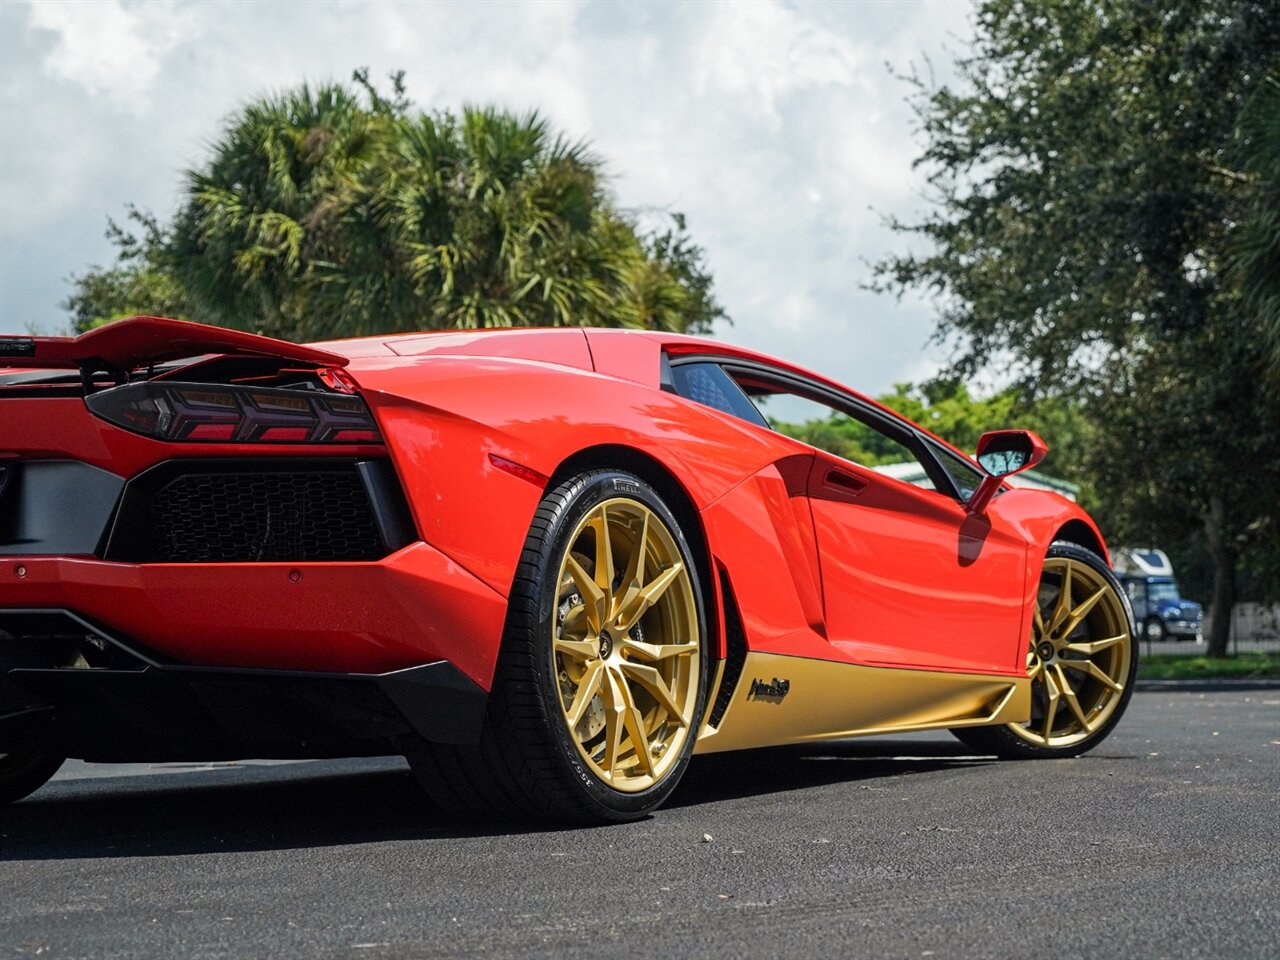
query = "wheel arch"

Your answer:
(1052, 518), (1110, 566)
